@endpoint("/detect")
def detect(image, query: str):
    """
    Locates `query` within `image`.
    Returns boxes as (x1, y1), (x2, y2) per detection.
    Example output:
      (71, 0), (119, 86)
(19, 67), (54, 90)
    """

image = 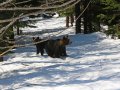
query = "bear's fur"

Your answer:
(45, 35), (71, 58)
(32, 35), (71, 58)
